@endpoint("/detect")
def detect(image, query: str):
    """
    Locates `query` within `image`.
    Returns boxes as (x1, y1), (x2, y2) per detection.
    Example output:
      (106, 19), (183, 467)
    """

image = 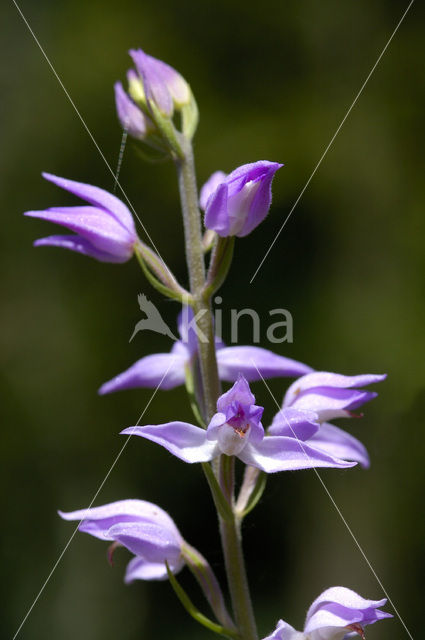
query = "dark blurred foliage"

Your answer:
(1, 1), (424, 639)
